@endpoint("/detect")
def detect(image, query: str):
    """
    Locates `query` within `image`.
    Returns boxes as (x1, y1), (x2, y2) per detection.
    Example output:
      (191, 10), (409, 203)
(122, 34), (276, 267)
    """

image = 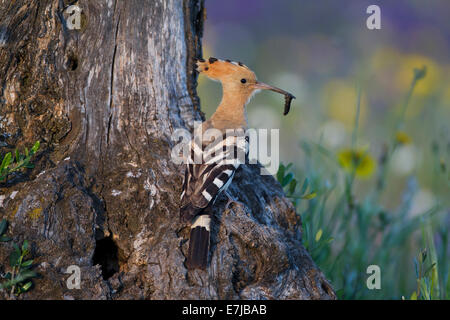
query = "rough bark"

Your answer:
(0, 0), (336, 299)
